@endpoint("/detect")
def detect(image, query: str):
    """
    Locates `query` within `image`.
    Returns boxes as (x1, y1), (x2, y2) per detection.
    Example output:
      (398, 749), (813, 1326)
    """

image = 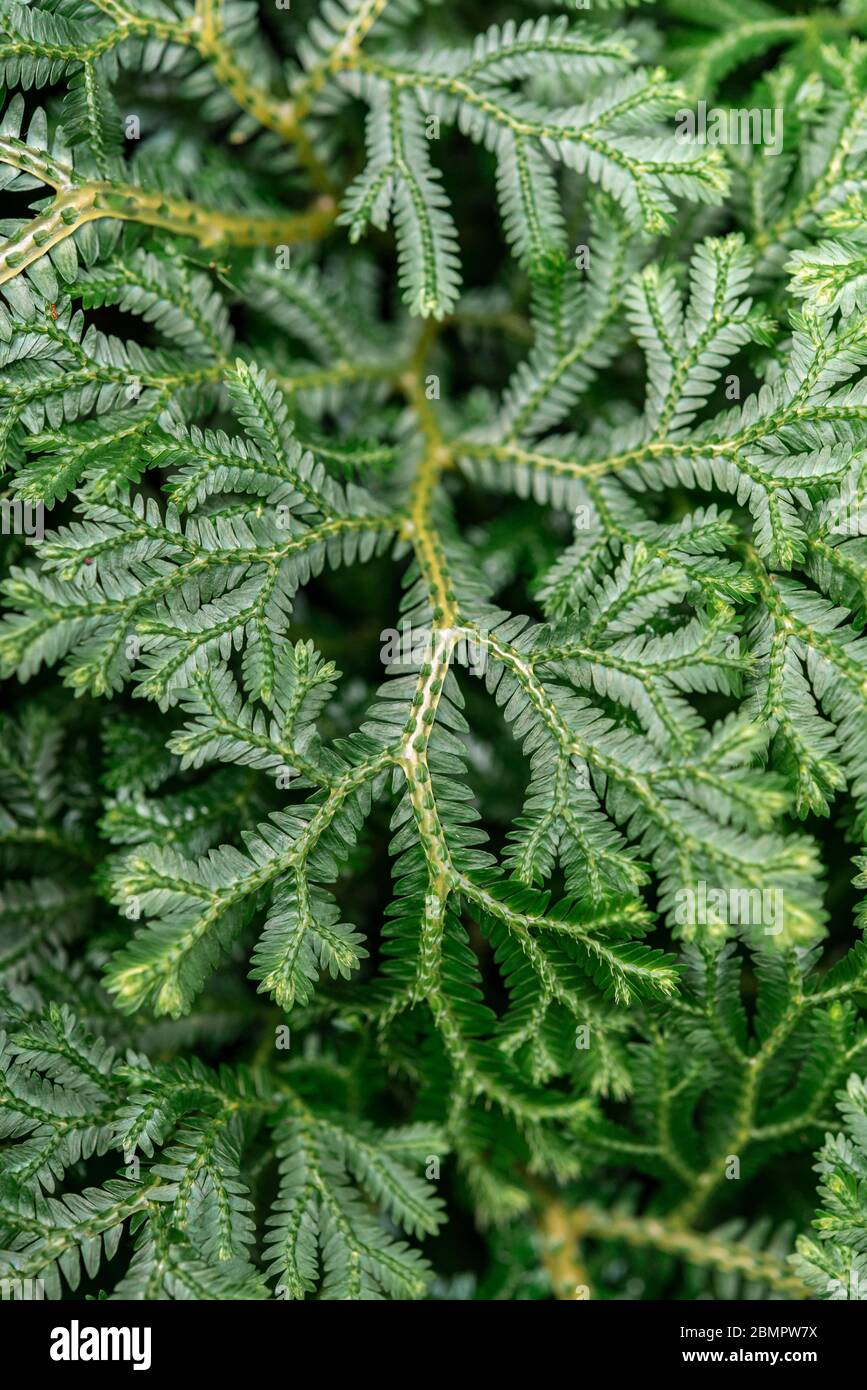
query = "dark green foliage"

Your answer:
(2, 0), (867, 1302)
